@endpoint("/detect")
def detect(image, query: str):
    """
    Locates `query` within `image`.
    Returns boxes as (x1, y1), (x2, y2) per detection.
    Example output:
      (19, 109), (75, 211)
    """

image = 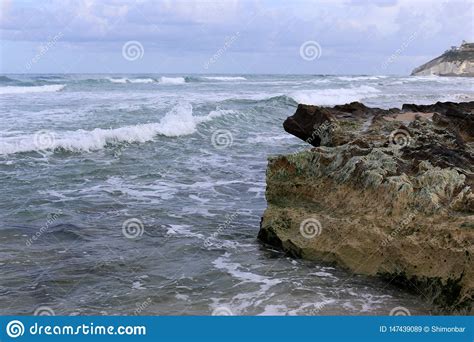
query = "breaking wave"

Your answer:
(202, 76), (247, 81)
(0, 76), (17, 83)
(336, 76), (387, 81)
(159, 77), (186, 85)
(107, 78), (155, 84)
(0, 104), (235, 155)
(289, 86), (381, 105)
(0, 84), (66, 95)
